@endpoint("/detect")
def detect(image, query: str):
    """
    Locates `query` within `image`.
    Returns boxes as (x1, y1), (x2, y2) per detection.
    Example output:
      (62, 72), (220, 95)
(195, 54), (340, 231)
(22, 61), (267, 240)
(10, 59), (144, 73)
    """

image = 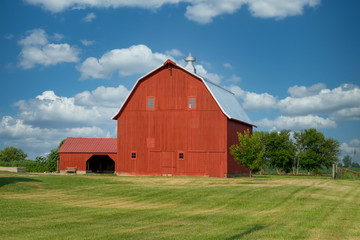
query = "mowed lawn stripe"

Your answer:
(0, 172), (359, 239)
